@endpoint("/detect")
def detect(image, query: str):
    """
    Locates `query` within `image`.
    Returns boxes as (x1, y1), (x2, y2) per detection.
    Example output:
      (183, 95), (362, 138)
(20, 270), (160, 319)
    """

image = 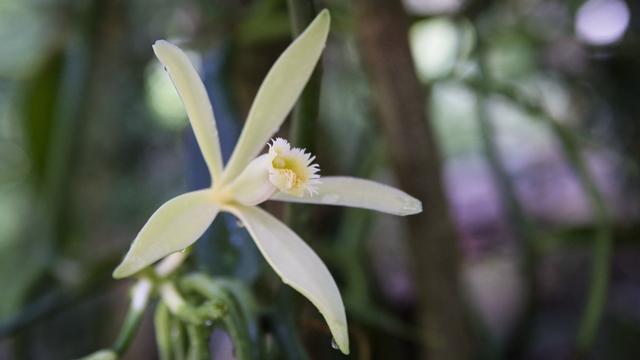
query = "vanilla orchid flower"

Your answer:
(112, 10), (421, 354)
